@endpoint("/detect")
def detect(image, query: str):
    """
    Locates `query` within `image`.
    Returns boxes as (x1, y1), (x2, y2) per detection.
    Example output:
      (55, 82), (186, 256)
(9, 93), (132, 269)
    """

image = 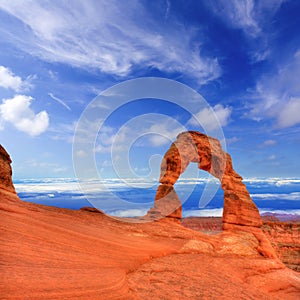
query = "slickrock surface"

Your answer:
(182, 216), (300, 272)
(1, 144), (300, 299)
